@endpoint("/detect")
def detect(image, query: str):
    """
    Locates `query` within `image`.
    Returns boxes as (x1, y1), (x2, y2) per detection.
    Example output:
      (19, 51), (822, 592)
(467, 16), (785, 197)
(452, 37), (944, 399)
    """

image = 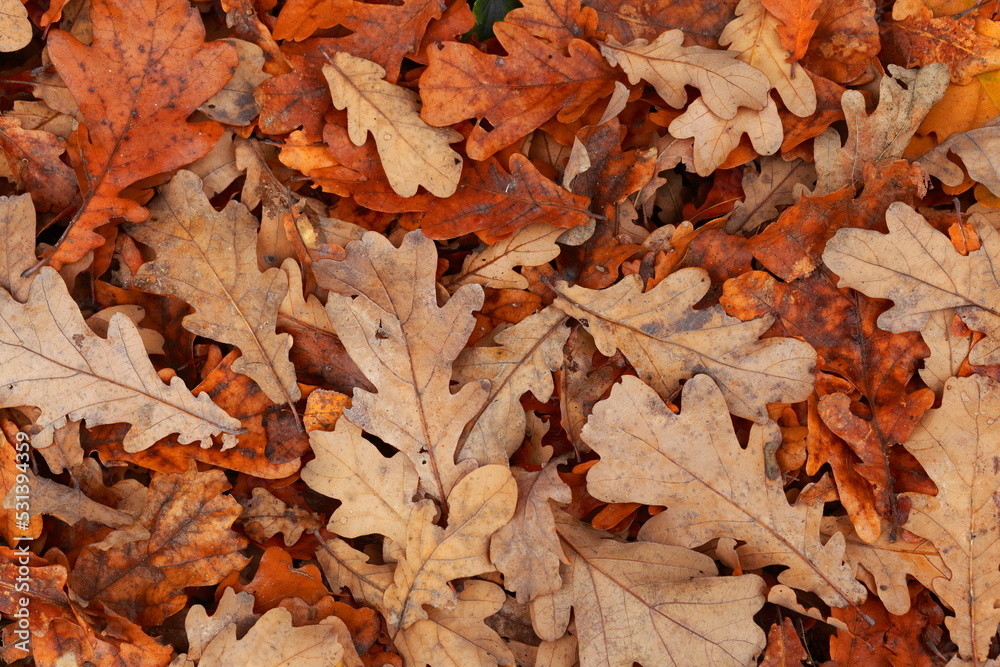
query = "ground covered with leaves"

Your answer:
(0, 0), (996, 664)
